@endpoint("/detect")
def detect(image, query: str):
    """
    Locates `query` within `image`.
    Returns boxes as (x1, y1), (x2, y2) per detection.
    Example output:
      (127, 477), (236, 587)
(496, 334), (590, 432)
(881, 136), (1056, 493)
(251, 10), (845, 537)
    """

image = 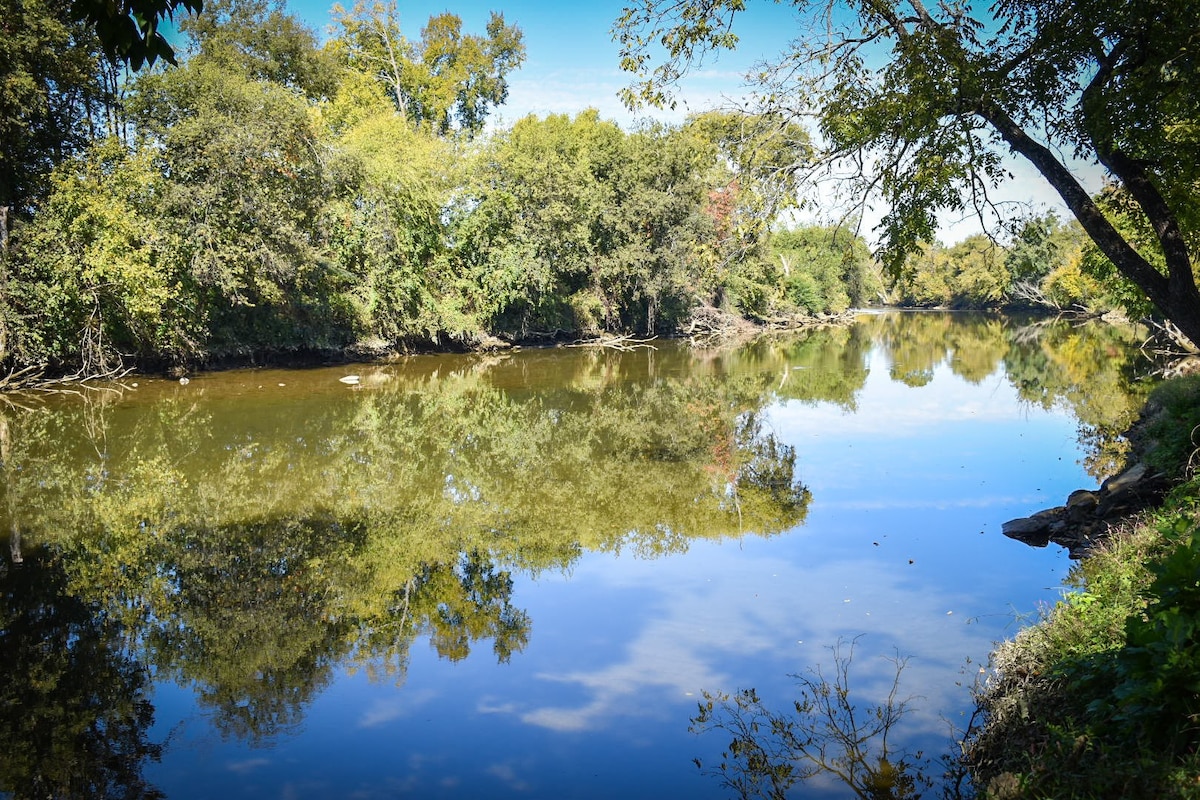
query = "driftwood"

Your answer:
(567, 333), (658, 351)
(684, 305), (755, 346)
(1141, 319), (1200, 377)
(0, 361), (134, 397)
